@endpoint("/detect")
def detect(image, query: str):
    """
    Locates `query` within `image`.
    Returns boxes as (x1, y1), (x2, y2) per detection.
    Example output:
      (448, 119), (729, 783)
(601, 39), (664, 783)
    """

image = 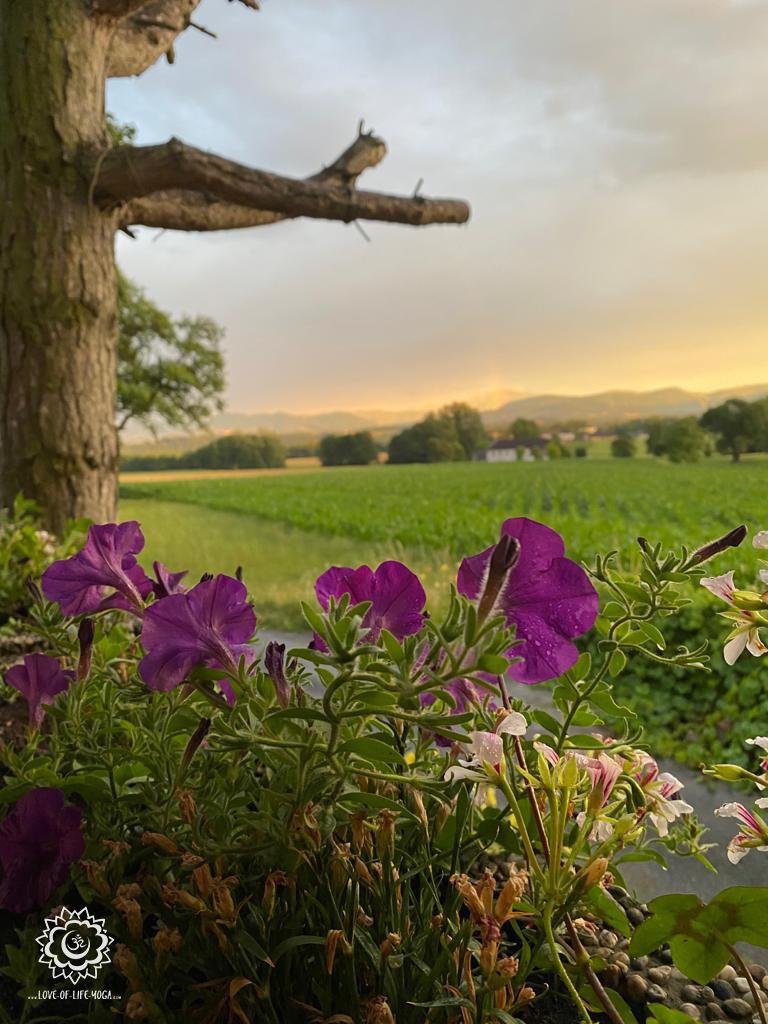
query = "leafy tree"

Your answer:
(117, 273), (225, 437)
(700, 398), (766, 462)
(574, 445), (588, 458)
(546, 439), (564, 459)
(509, 417), (540, 441)
(611, 435), (636, 458)
(319, 432), (378, 466)
(388, 413), (463, 464)
(646, 417), (708, 463)
(0, 4), (468, 531)
(439, 403), (488, 459)
(180, 434), (284, 470)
